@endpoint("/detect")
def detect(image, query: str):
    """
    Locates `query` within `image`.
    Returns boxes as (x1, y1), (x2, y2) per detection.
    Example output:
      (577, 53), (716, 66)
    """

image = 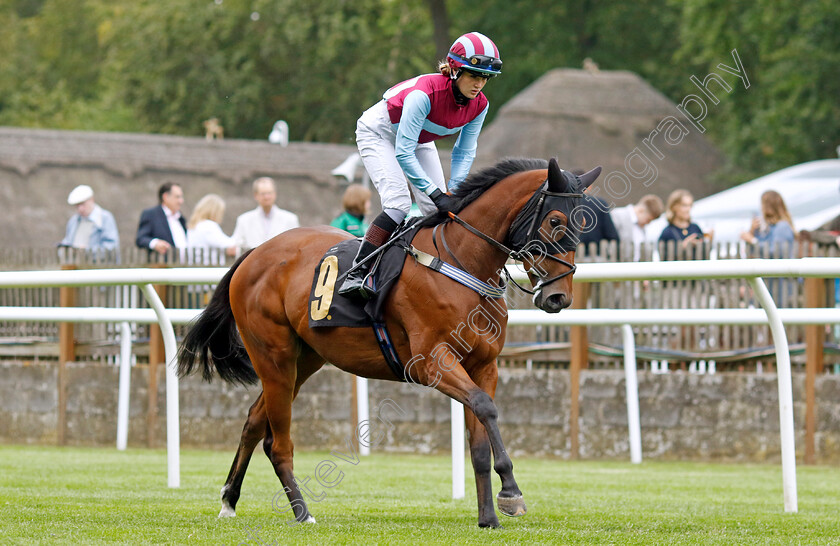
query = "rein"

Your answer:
(442, 181), (584, 296)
